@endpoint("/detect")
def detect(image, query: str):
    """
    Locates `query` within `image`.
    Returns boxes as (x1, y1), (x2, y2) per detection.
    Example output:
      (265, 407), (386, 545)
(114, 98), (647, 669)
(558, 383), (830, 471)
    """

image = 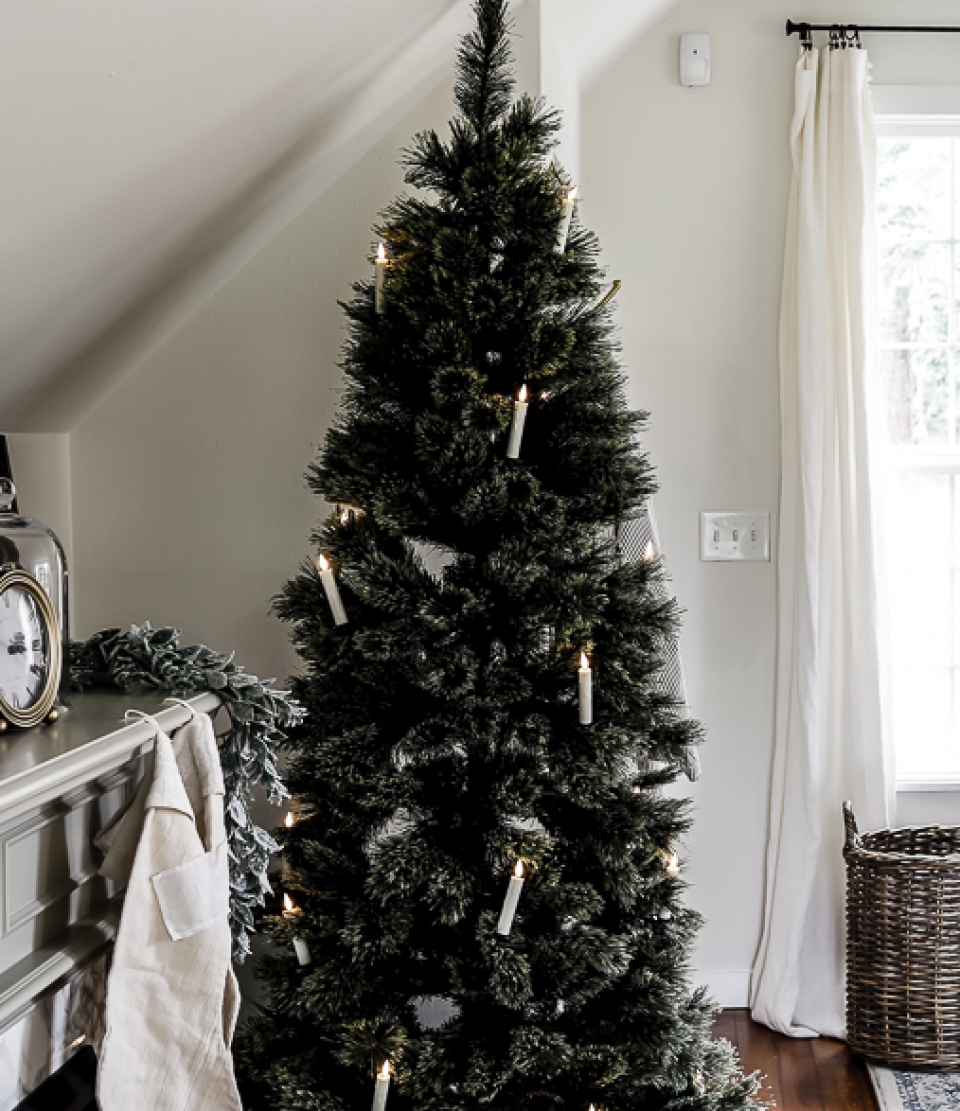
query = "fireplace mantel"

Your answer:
(0, 688), (218, 1108)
